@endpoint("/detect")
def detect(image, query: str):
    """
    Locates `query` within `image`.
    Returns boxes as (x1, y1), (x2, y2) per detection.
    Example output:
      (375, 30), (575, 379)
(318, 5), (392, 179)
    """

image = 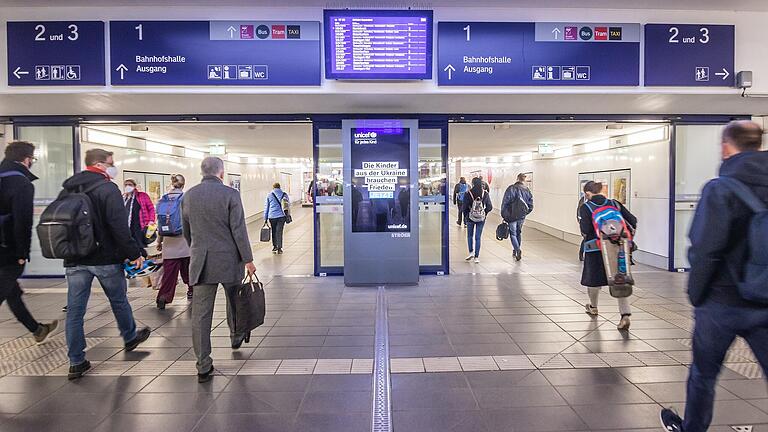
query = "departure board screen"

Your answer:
(324, 10), (433, 80)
